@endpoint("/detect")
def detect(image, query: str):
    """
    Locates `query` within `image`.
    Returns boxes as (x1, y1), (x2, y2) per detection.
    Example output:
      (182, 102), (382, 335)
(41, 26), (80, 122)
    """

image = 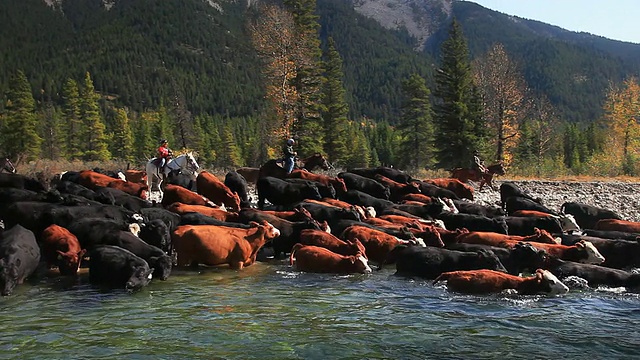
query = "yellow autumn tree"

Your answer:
(473, 43), (529, 165)
(248, 4), (303, 148)
(600, 77), (640, 175)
